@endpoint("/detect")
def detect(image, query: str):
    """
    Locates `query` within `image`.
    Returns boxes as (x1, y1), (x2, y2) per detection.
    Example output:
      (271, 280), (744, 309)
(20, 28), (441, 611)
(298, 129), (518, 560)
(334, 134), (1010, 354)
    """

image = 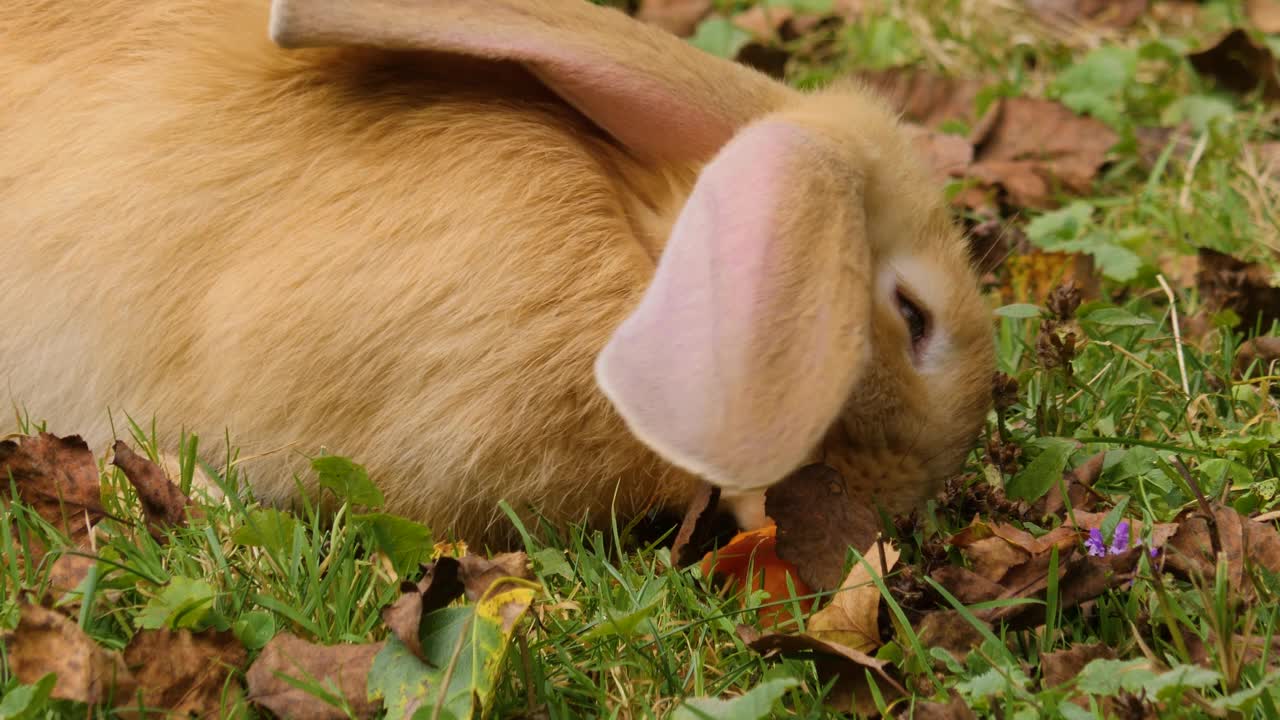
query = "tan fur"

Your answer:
(0, 0), (994, 545)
